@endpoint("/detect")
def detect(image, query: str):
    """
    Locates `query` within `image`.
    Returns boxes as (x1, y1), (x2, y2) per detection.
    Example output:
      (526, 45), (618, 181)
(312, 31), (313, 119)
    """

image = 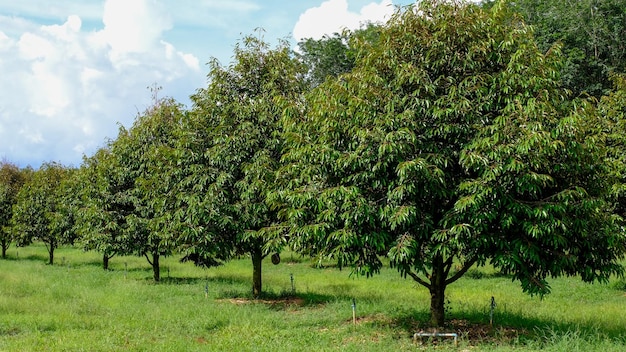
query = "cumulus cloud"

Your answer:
(0, 0), (202, 167)
(293, 0), (395, 41)
(98, 0), (172, 59)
